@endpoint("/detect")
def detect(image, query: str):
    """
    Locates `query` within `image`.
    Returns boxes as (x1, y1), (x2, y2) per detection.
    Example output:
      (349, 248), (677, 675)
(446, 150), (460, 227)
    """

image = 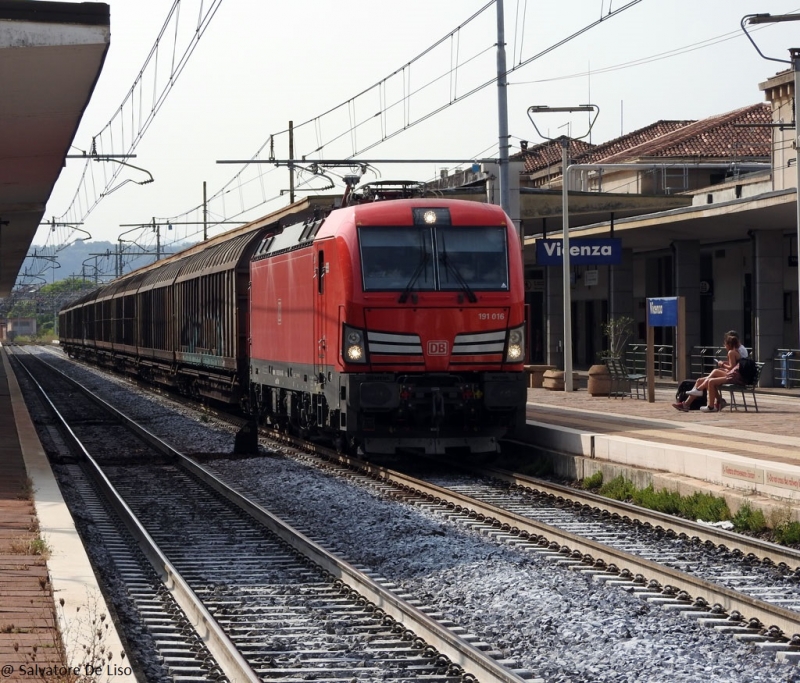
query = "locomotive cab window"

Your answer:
(358, 224), (509, 293)
(437, 226), (508, 291)
(360, 227), (435, 291)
